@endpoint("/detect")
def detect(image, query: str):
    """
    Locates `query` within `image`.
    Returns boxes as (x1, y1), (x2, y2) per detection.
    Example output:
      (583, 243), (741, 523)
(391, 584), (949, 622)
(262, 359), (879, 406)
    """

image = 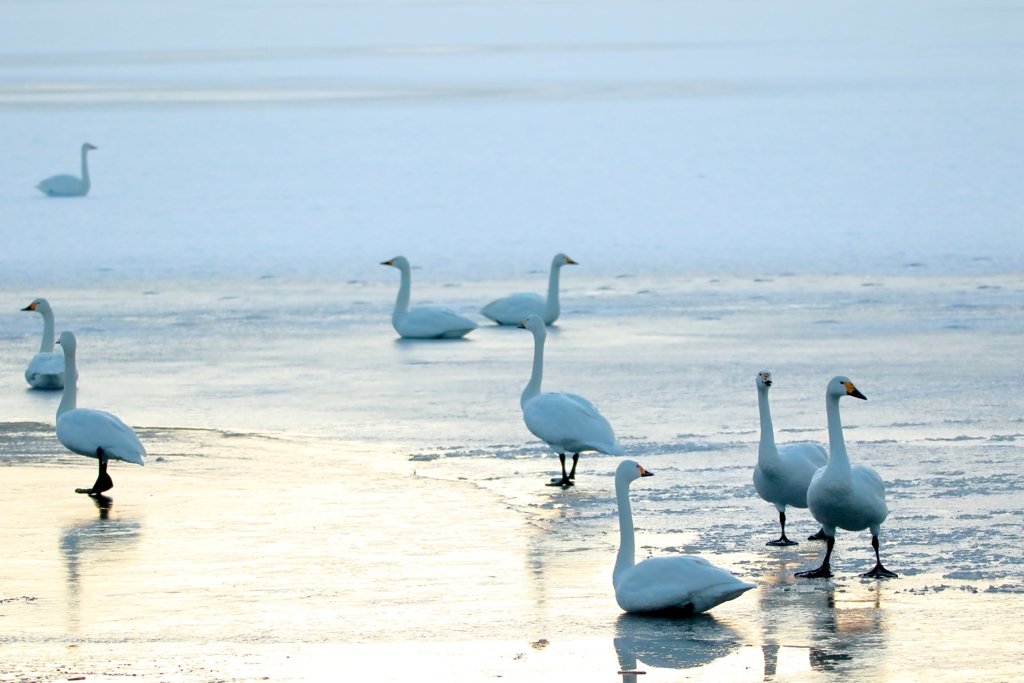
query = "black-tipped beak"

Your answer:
(763, 379), (772, 387)
(566, 258), (578, 265)
(850, 388), (867, 400)
(517, 320), (527, 329)
(55, 339), (61, 345)
(641, 469), (654, 477)
(380, 260), (392, 266)
(20, 305), (33, 311)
